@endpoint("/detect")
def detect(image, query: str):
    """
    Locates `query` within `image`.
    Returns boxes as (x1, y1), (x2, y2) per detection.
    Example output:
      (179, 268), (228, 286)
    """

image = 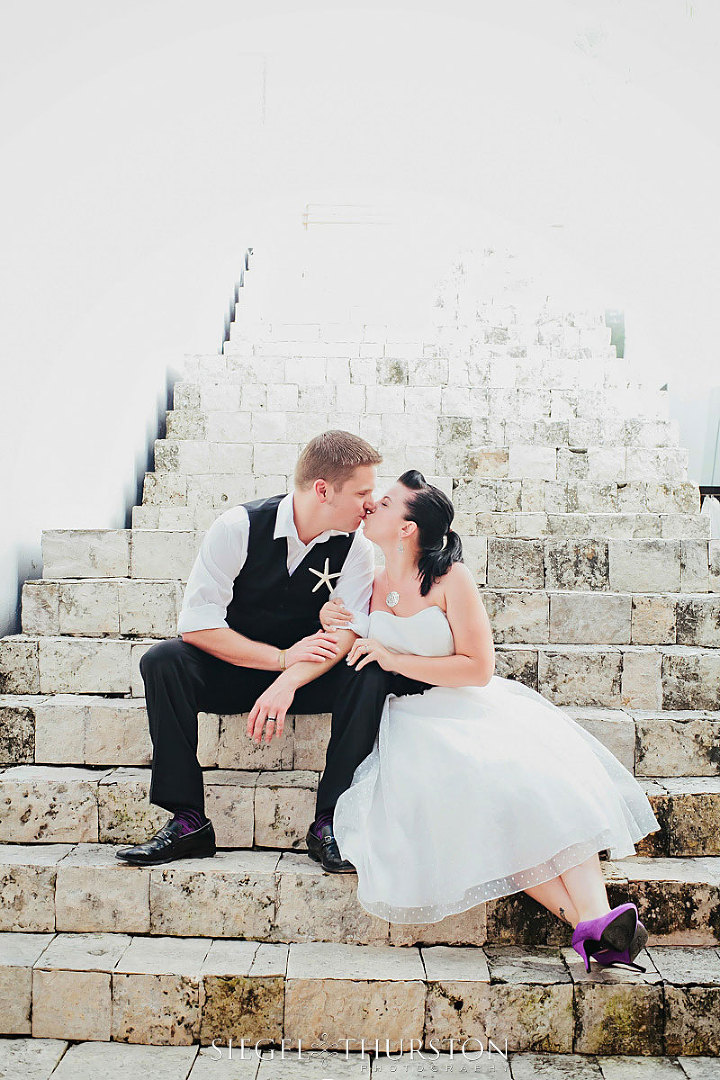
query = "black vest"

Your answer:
(225, 492), (357, 649)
